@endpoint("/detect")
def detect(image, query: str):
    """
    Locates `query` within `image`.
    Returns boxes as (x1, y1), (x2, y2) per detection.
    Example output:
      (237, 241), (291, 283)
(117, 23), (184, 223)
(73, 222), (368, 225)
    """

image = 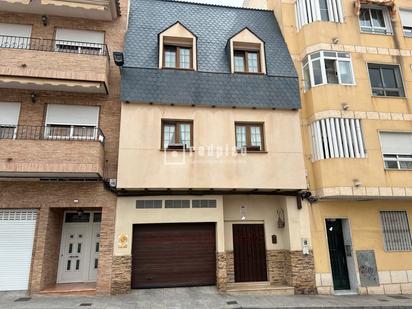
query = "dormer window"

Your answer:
(159, 22), (196, 70)
(163, 45), (192, 69)
(229, 28), (266, 75)
(234, 50), (260, 73)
